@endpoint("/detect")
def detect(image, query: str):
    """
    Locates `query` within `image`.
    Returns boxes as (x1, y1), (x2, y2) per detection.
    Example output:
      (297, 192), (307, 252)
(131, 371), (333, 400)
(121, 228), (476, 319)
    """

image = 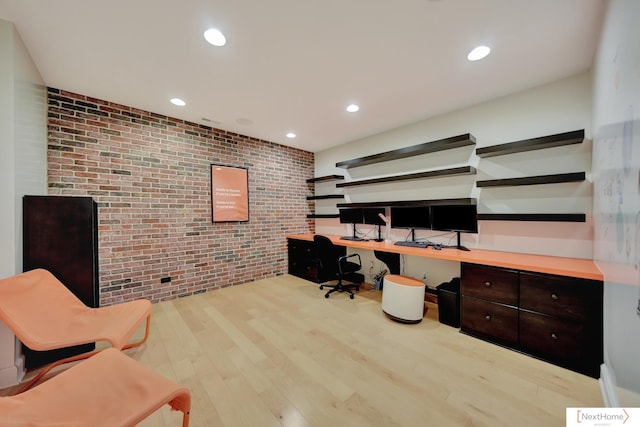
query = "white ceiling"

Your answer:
(0, 0), (605, 153)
